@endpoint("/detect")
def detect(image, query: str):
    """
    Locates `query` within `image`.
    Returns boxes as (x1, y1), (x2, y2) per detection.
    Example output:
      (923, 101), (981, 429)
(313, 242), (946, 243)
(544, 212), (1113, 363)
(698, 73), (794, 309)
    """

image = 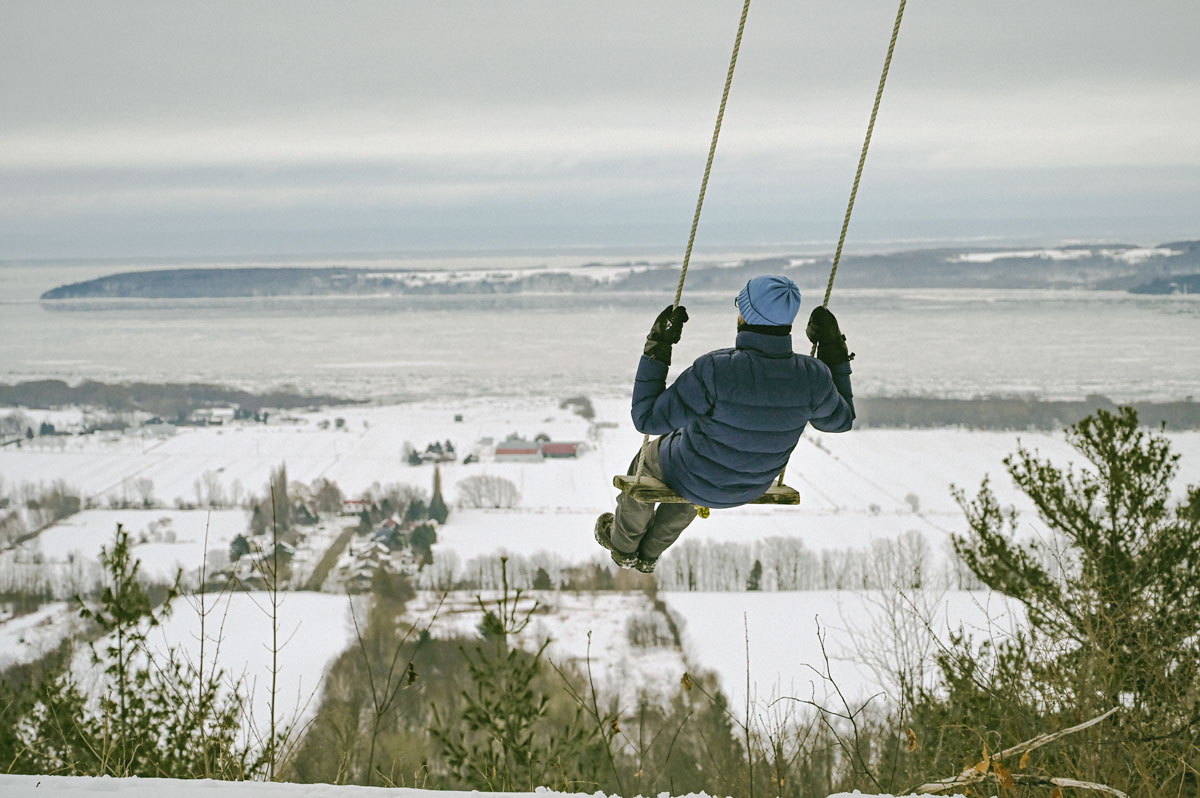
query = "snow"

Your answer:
(70, 591), (362, 741)
(15, 509), (246, 583)
(8, 401), (1200, 552)
(949, 248), (1095, 263)
(1098, 246), (1181, 263)
(403, 590), (686, 707)
(0, 601), (84, 669)
(662, 590), (1024, 717)
(948, 245), (1179, 265)
(357, 260), (662, 288)
(0, 774), (966, 797)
